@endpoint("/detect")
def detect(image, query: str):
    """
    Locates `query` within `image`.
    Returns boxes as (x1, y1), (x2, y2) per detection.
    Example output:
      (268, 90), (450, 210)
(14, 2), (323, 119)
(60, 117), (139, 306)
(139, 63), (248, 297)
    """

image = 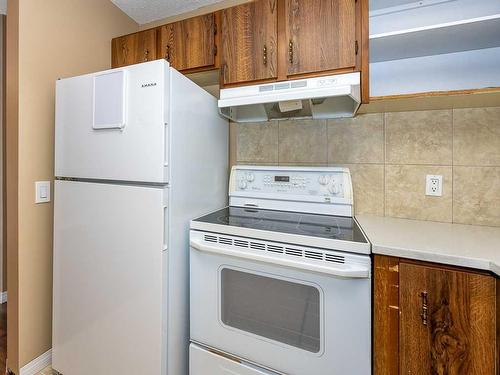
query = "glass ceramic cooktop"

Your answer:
(194, 206), (367, 243)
